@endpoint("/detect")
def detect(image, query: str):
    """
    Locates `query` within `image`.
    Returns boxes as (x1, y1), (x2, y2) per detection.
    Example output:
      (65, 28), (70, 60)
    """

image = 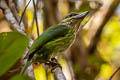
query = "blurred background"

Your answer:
(0, 0), (120, 80)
